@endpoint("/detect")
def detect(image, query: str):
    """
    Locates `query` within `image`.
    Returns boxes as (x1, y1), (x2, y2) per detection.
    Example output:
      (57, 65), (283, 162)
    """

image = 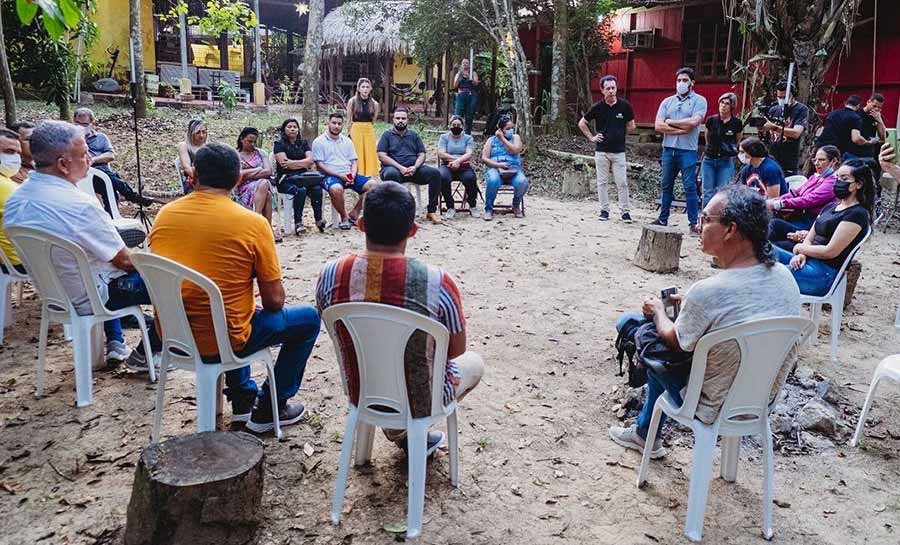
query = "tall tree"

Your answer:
(300, 0), (324, 140)
(0, 7), (16, 126)
(129, 0), (147, 118)
(546, 0), (567, 134)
